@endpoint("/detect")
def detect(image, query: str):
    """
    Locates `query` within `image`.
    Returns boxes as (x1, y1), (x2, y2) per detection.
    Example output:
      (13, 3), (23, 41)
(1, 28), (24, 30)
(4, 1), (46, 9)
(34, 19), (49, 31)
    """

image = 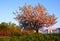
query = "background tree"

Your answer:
(8, 22), (21, 36)
(0, 22), (8, 29)
(14, 3), (57, 33)
(0, 22), (10, 36)
(0, 22), (21, 36)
